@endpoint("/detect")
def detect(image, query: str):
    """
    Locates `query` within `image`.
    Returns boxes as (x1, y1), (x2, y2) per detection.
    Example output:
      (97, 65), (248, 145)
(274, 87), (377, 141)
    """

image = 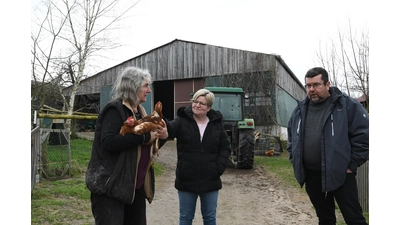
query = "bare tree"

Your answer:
(315, 20), (369, 112)
(31, 0), (68, 115)
(31, 0), (139, 129)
